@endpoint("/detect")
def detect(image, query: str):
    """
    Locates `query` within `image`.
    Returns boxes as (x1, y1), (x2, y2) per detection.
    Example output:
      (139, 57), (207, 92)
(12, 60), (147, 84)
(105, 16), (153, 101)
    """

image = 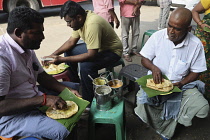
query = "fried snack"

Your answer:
(43, 63), (66, 74)
(46, 101), (78, 119)
(146, 78), (173, 92)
